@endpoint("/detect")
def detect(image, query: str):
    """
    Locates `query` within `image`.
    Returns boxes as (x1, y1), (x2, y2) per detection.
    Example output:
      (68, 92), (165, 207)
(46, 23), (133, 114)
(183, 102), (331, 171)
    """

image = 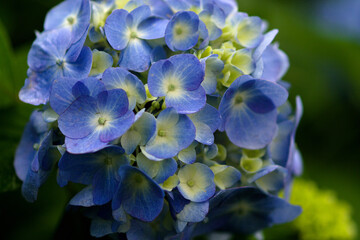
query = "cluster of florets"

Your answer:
(15, 0), (304, 238)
